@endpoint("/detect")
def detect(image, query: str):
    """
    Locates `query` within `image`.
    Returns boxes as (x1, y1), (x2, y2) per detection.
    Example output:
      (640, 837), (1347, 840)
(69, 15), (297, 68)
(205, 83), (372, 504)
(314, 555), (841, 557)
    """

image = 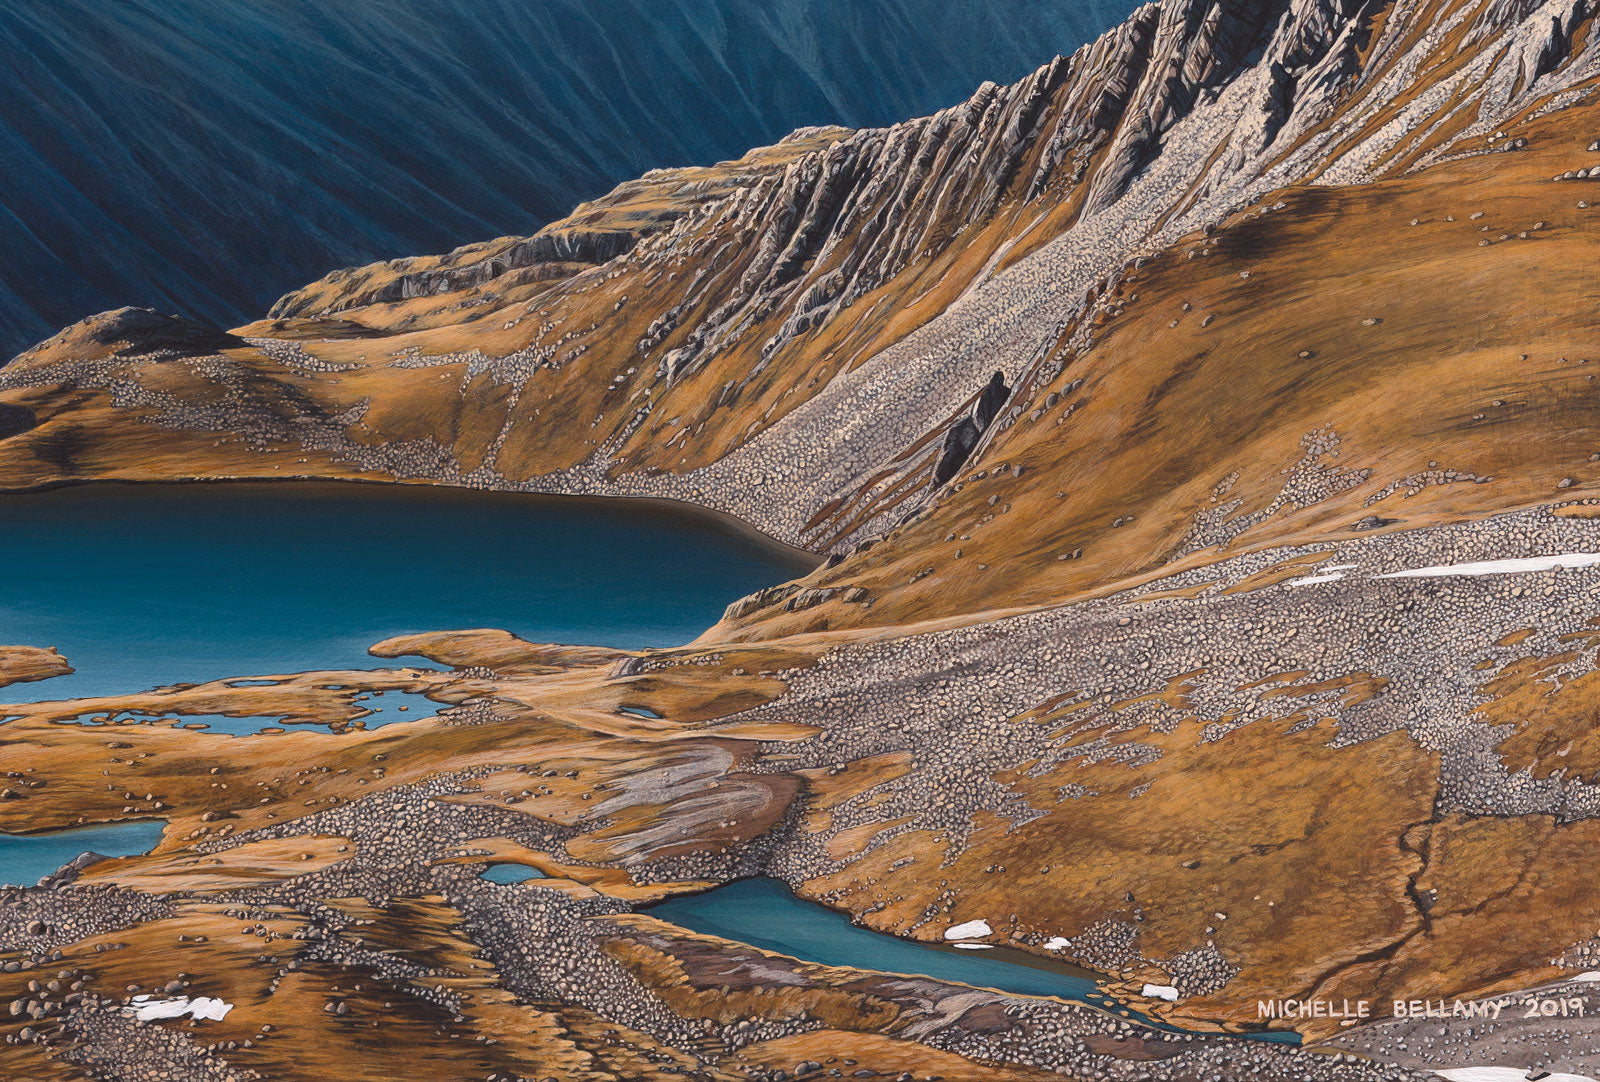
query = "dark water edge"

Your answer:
(0, 481), (815, 704)
(0, 476), (818, 567)
(0, 0), (1135, 359)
